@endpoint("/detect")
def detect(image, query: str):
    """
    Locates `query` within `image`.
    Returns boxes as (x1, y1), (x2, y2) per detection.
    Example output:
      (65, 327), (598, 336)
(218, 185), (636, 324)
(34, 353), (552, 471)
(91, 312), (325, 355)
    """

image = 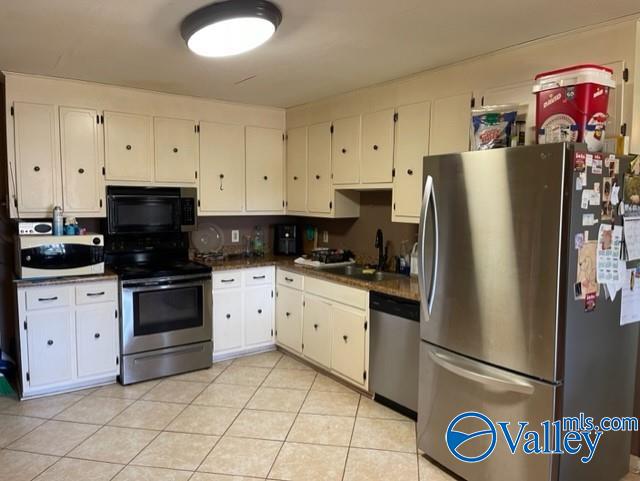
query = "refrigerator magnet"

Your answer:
(584, 292), (597, 312)
(574, 232), (585, 250)
(582, 213), (598, 226)
(574, 152), (586, 172)
(574, 281), (583, 300)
